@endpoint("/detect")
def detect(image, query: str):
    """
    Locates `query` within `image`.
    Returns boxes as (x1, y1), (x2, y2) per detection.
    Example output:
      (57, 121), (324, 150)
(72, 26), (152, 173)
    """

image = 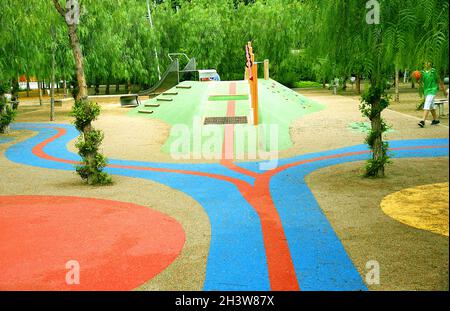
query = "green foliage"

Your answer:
(75, 129), (104, 157)
(0, 98), (17, 133)
(1, 0), (448, 90)
(70, 99), (101, 132)
(360, 85), (390, 120)
(70, 99), (111, 185)
(364, 141), (391, 178)
(309, 0), (450, 177)
(293, 81), (322, 88)
(360, 85), (391, 177)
